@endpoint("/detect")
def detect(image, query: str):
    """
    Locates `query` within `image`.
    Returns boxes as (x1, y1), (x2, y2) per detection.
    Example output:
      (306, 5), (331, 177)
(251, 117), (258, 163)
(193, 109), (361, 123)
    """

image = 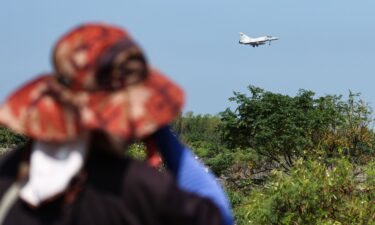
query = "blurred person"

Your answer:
(0, 23), (233, 225)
